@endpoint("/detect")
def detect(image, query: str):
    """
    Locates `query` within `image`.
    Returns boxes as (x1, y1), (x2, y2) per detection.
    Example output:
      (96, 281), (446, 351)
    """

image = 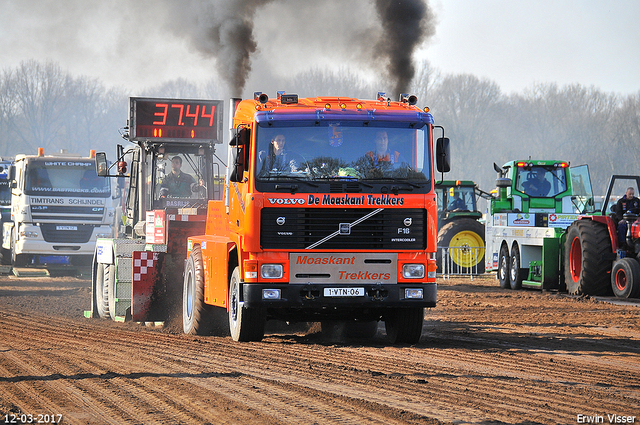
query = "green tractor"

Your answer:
(435, 180), (487, 274)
